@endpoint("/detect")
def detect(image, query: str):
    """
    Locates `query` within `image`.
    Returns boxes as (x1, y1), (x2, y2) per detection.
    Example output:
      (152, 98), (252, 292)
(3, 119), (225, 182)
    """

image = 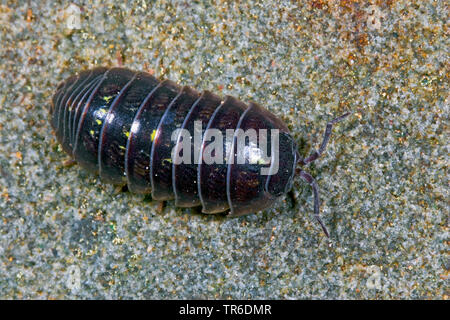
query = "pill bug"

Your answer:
(50, 67), (349, 237)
